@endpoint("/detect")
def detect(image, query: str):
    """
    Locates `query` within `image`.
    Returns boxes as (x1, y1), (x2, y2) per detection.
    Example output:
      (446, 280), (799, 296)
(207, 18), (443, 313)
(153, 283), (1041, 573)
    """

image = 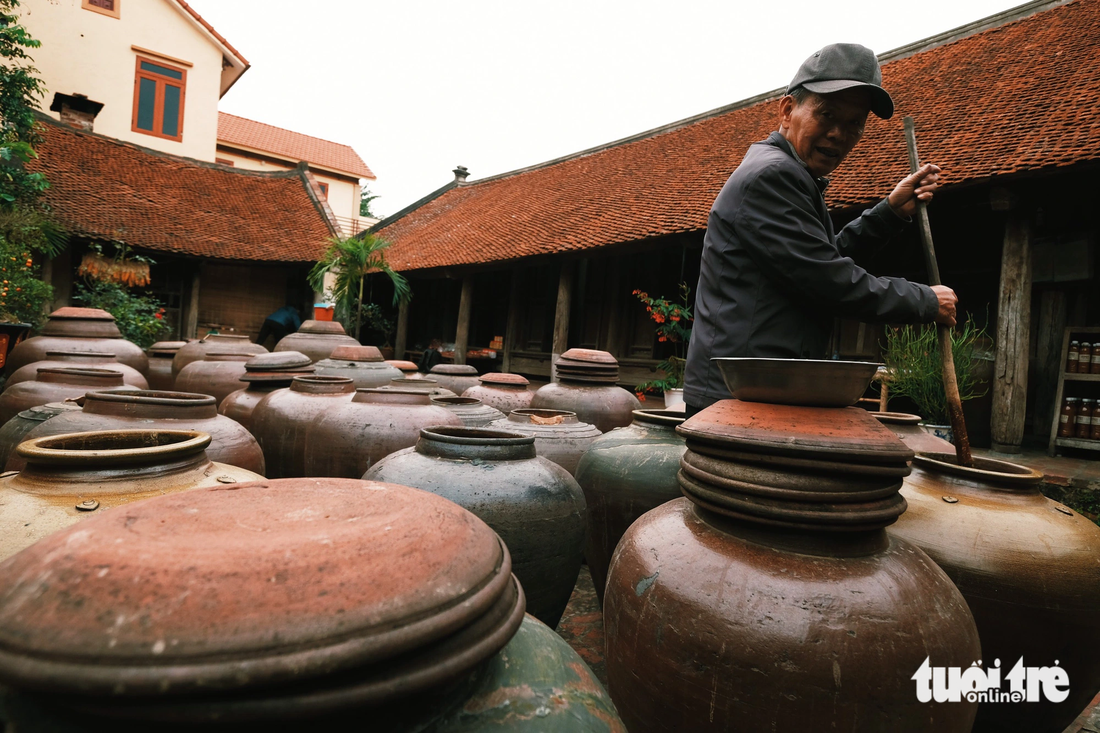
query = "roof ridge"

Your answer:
(217, 112), (360, 152)
(173, 0), (248, 66)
